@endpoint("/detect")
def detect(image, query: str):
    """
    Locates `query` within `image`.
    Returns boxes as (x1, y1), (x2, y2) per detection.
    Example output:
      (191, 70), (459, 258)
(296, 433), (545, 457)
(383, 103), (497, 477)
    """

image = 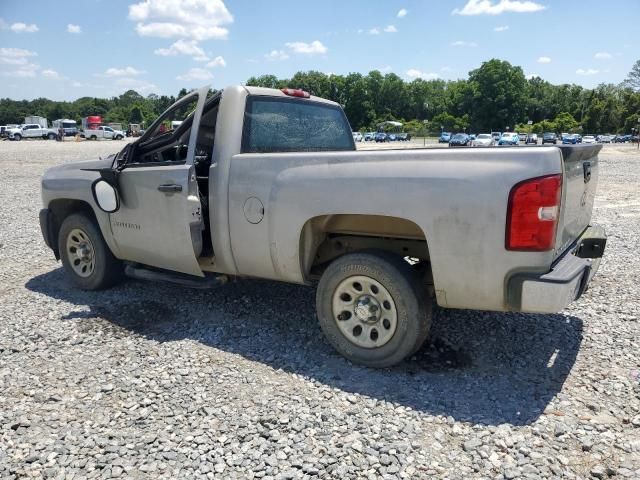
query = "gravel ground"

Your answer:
(0, 139), (639, 479)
